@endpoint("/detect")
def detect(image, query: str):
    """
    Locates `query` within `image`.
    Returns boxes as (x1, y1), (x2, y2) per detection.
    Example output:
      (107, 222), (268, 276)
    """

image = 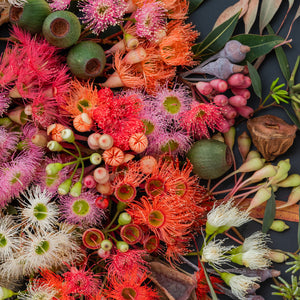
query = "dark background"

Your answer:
(188, 0), (300, 299)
